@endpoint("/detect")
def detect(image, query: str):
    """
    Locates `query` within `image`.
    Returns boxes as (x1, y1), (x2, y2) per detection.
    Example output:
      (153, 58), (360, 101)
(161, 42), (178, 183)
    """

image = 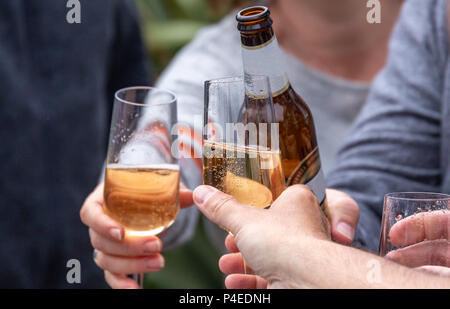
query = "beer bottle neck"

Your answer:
(240, 29), (290, 97)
